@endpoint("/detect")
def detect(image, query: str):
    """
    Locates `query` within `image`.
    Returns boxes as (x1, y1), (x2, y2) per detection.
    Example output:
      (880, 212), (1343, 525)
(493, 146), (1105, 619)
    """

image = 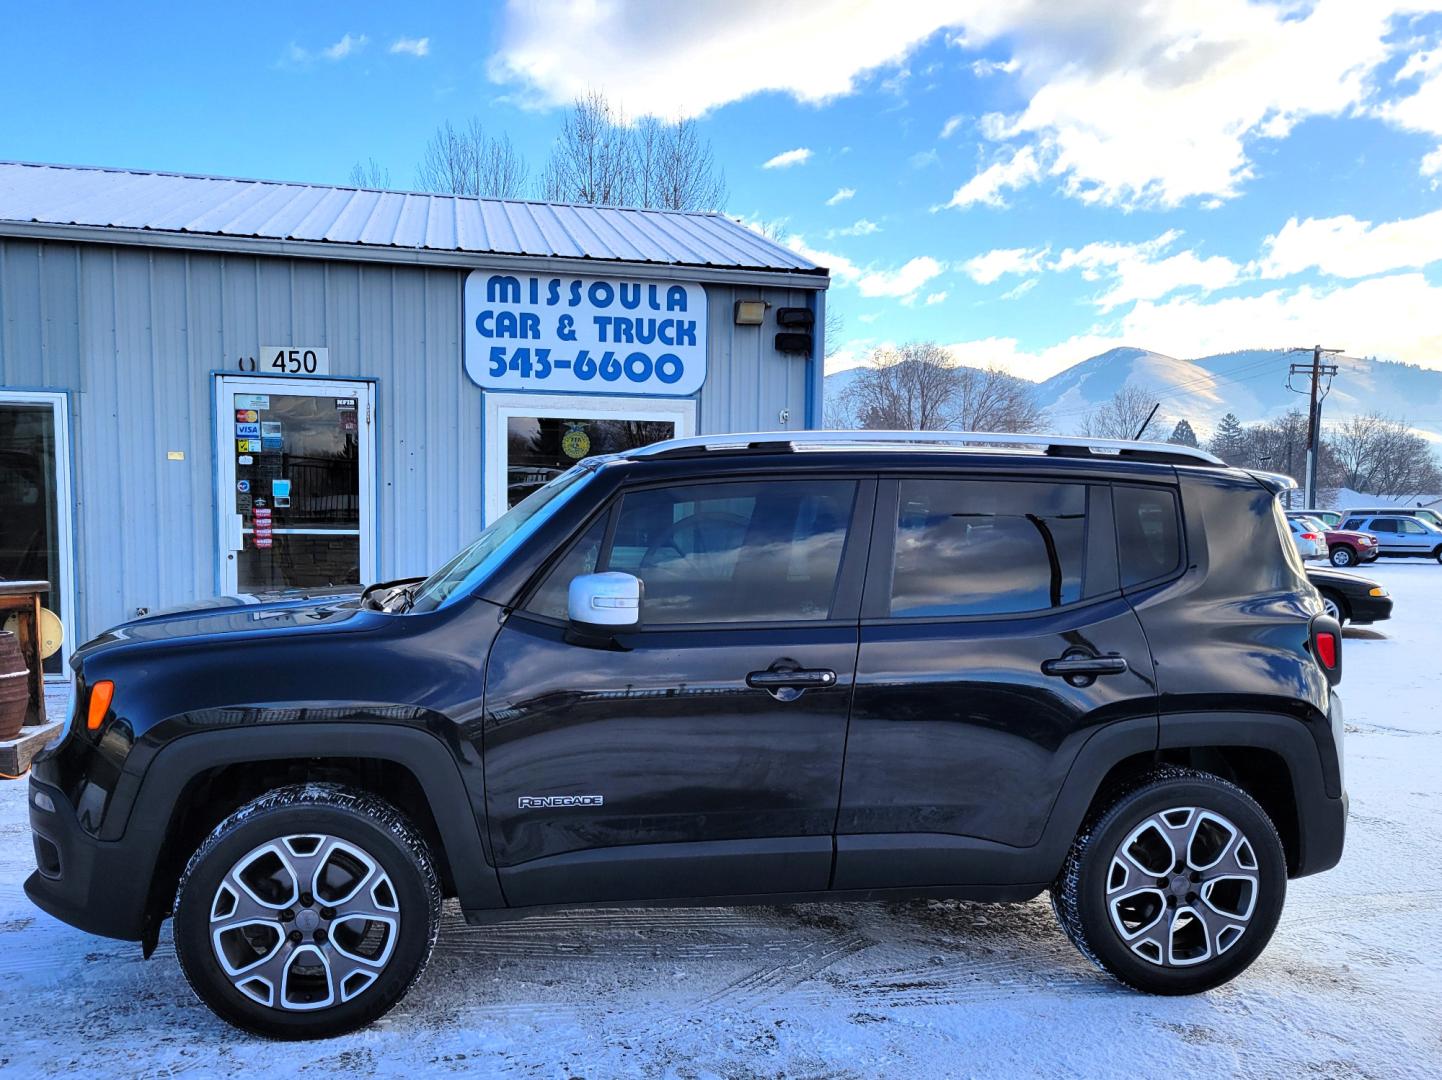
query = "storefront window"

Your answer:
(0, 403), (63, 672)
(505, 416), (676, 509)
